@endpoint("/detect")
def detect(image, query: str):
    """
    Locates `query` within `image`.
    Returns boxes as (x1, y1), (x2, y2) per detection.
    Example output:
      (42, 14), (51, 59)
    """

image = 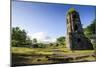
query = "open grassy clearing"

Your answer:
(11, 47), (96, 66)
